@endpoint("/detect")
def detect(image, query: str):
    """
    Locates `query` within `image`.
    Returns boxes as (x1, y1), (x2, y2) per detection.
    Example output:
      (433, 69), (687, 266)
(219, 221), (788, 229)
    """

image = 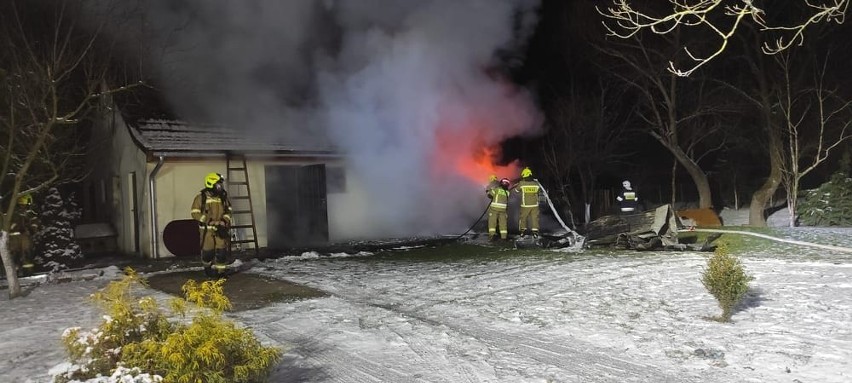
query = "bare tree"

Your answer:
(598, 0), (849, 76)
(598, 33), (732, 209)
(0, 0), (140, 299)
(775, 52), (852, 226)
(542, 78), (636, 223)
